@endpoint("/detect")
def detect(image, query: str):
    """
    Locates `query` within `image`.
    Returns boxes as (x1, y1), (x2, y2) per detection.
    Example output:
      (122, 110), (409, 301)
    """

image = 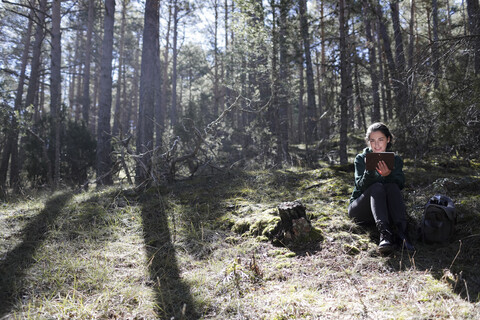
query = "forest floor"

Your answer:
(1, 144), (480, 319)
